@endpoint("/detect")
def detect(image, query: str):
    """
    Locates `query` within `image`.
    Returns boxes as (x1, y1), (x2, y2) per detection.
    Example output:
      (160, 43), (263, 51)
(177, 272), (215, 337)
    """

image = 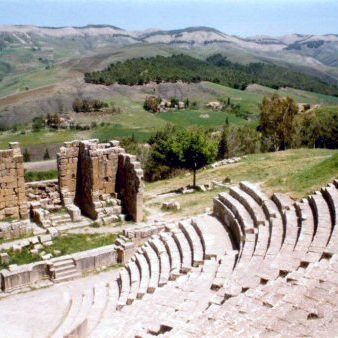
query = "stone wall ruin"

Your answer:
(0, 139), (143, 226)
(0, 143), (28, 221)
(57, 139), (144, 222)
